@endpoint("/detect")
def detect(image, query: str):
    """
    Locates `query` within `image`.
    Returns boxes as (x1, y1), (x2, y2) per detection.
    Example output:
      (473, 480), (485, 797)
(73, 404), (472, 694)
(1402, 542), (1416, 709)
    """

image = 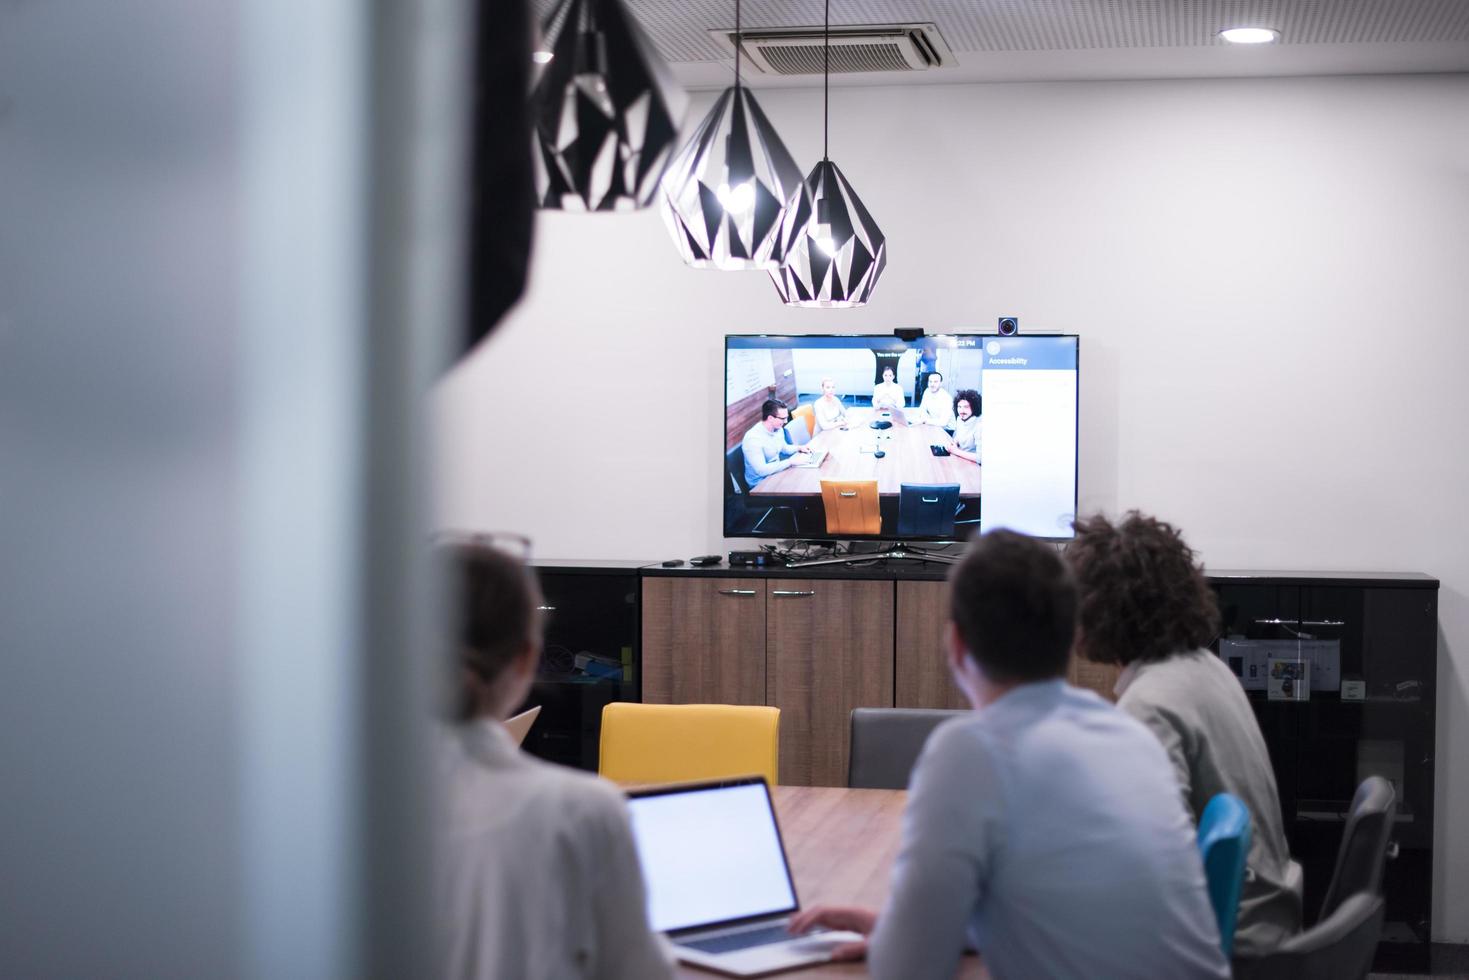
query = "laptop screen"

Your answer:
(626, 780), (799, 934)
